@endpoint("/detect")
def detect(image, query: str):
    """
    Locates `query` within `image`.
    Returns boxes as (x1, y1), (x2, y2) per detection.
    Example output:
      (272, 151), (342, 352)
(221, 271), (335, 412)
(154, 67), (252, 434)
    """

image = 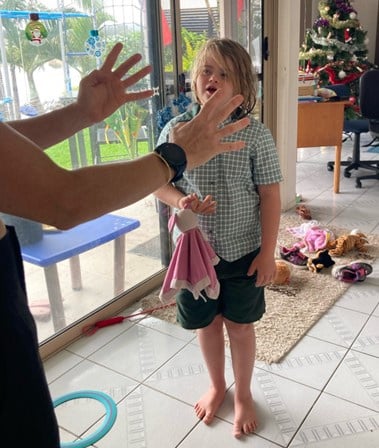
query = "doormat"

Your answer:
(128, 235), (161, 260)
